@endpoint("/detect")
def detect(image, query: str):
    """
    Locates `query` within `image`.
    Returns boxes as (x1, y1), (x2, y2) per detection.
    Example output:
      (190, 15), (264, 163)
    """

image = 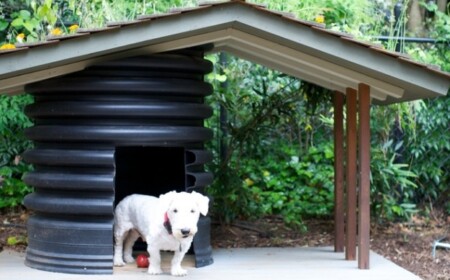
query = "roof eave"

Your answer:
(0, 1), (448, 103)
